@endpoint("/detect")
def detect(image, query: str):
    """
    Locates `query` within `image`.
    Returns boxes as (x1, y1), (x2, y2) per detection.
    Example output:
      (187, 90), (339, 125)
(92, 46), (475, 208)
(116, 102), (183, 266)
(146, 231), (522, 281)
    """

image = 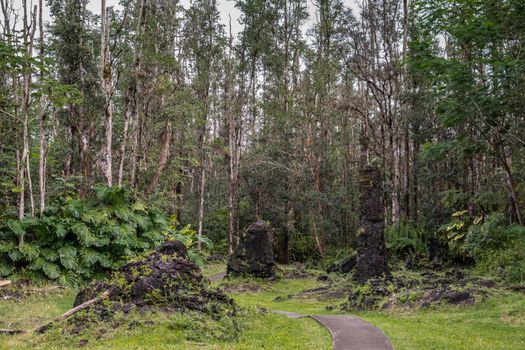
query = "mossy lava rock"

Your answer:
(74, 240), (236, 317)
(227, 221), (275, 278)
